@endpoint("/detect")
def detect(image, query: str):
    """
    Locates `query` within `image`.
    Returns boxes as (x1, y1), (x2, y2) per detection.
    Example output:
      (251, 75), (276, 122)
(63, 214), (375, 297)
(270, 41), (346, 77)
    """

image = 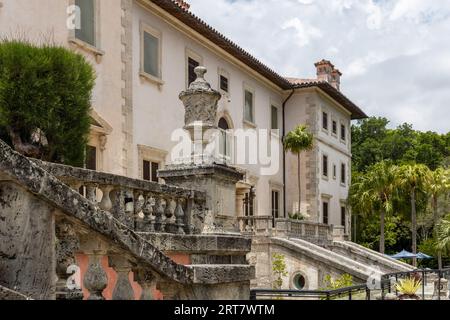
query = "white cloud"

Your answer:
(188, 0), (450, 133)
(281, 18), (322, 47)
